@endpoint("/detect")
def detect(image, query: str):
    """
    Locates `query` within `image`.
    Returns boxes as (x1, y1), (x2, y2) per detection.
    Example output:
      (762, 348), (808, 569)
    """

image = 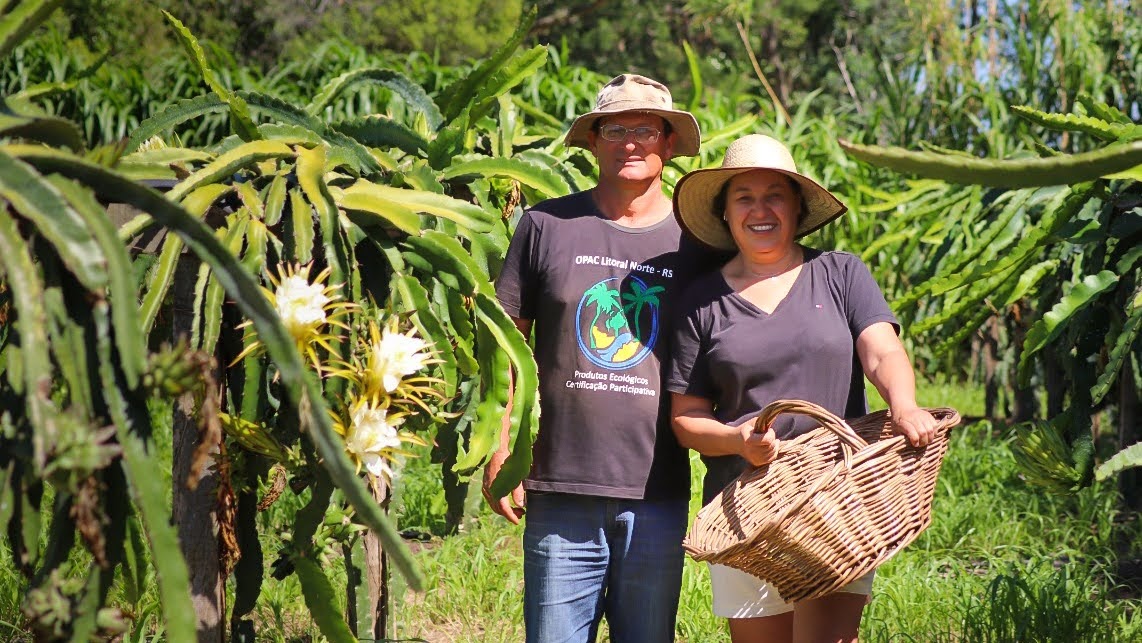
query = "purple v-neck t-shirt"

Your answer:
(667, 248), (898, 503)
